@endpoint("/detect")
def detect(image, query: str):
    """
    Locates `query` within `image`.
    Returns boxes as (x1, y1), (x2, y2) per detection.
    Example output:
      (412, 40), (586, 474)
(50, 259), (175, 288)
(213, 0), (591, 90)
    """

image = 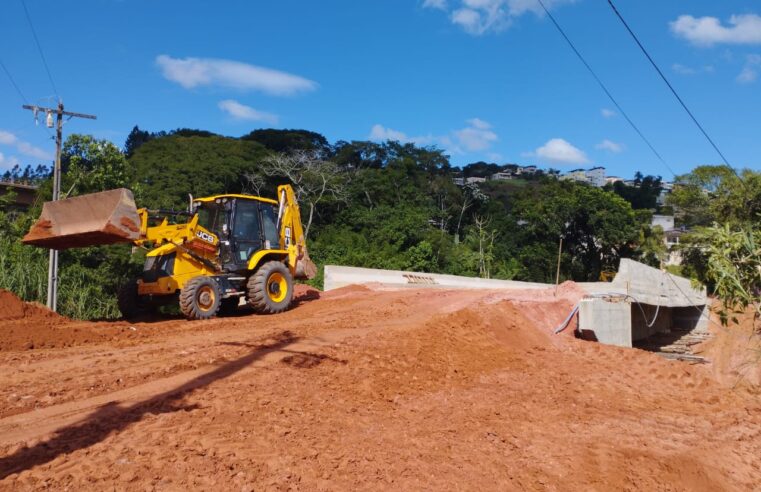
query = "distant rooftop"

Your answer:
(0, 181), (39, 190)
